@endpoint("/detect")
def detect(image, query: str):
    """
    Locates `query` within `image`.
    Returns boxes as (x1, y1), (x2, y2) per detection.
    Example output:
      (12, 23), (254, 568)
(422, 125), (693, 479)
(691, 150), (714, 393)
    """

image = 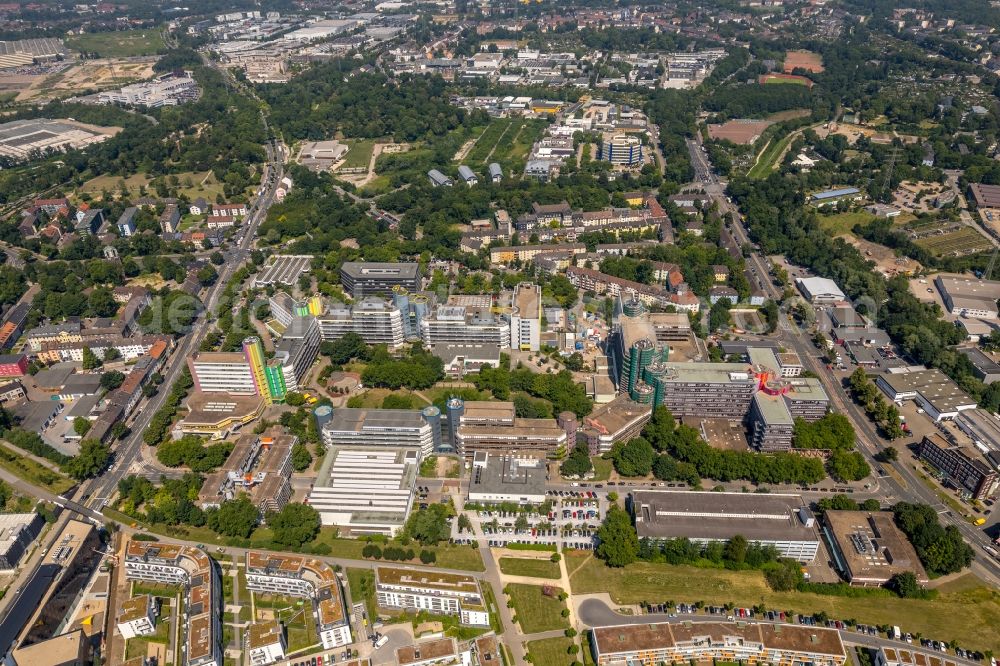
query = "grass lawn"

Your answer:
(526, 637), (577, 666)
(344, 388), (430, 409)
(590, 457), (613, 482)
(499, 557), (561, 579)
(818, 210), (876, 235)
(0, 442), (75, 494)
(346, 568), (377, 619)
(78, 172), (151, 197)
(748, 132), (793, 179)
(176, 171), (226, 201)
(265, 597), (316, 651)
(65, 28), (165, 57)
(338, 139), (376, 170)
(506, 583), (569, 633)
(567, 553), (1000, 652)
